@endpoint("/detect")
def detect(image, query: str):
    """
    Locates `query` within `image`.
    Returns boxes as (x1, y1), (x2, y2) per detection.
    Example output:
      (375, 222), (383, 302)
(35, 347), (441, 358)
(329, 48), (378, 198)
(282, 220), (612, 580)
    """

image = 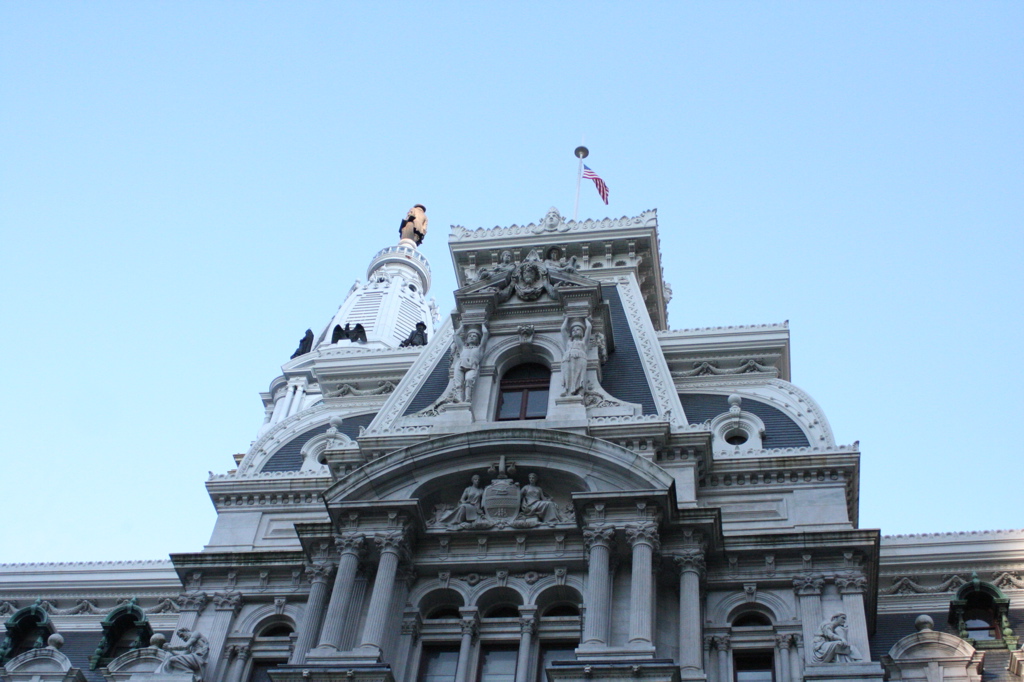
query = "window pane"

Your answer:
(539, 644), (577, 682)
(422, 649), (460, 682)
(737, 672), (773, 682)
(525, 389), (548, 418)
(498, 391), (523, 420)
(735, 651), (773, 682)
(480, 647), (517, 682)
